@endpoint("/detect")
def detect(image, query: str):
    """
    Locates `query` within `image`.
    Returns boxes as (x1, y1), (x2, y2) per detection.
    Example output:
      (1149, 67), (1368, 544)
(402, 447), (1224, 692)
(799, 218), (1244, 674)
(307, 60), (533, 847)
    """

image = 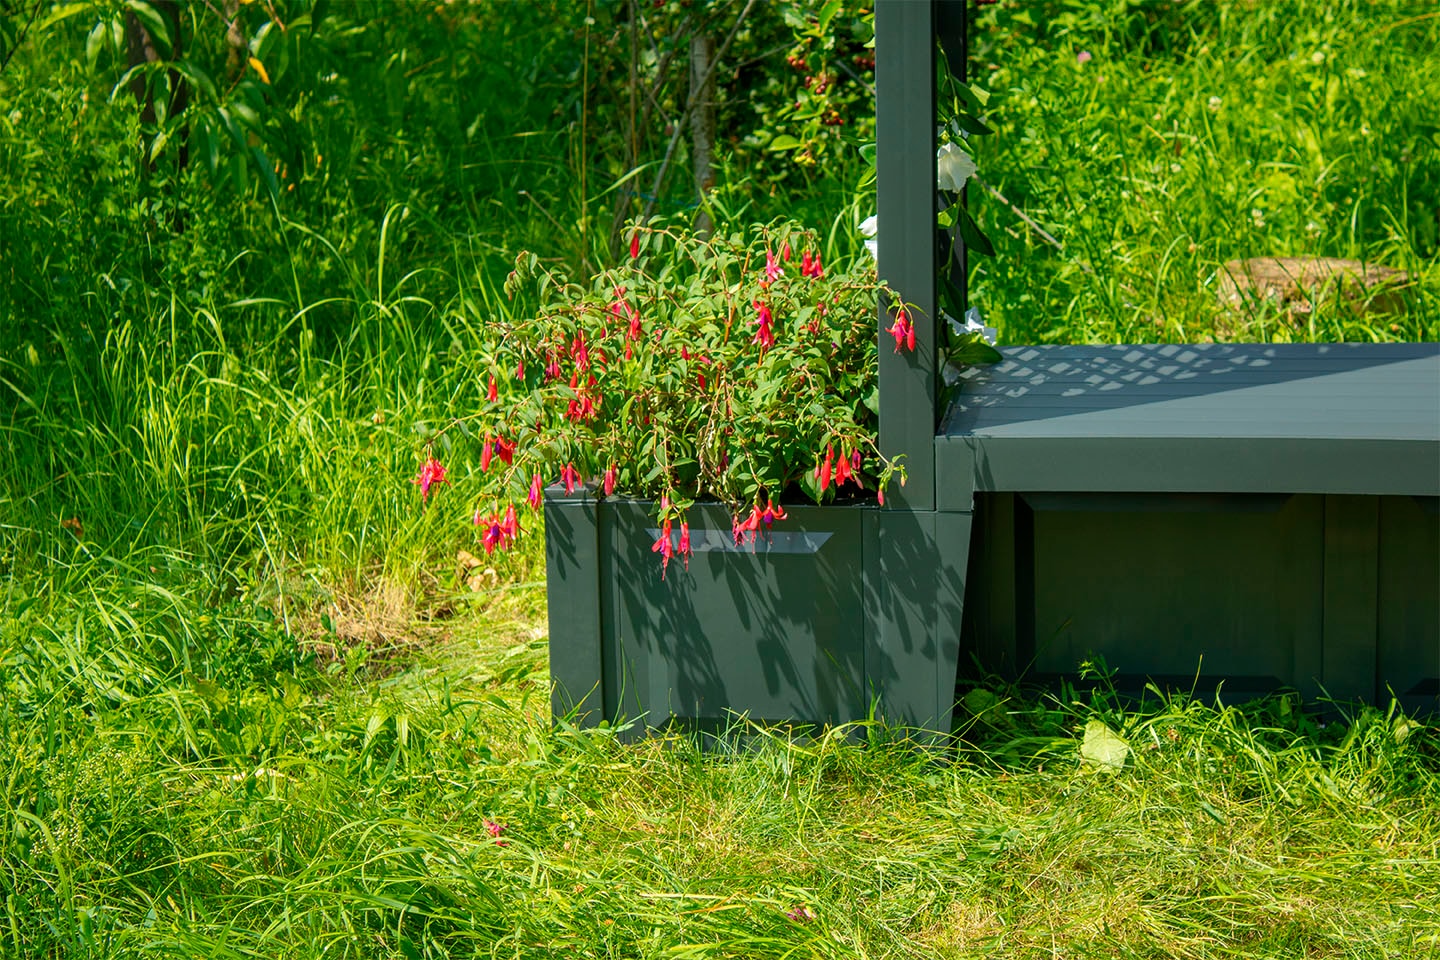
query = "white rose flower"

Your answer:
(859, 214), (878, 261)
(936, 142), (977, 192)
(947, 306), (997, 346)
